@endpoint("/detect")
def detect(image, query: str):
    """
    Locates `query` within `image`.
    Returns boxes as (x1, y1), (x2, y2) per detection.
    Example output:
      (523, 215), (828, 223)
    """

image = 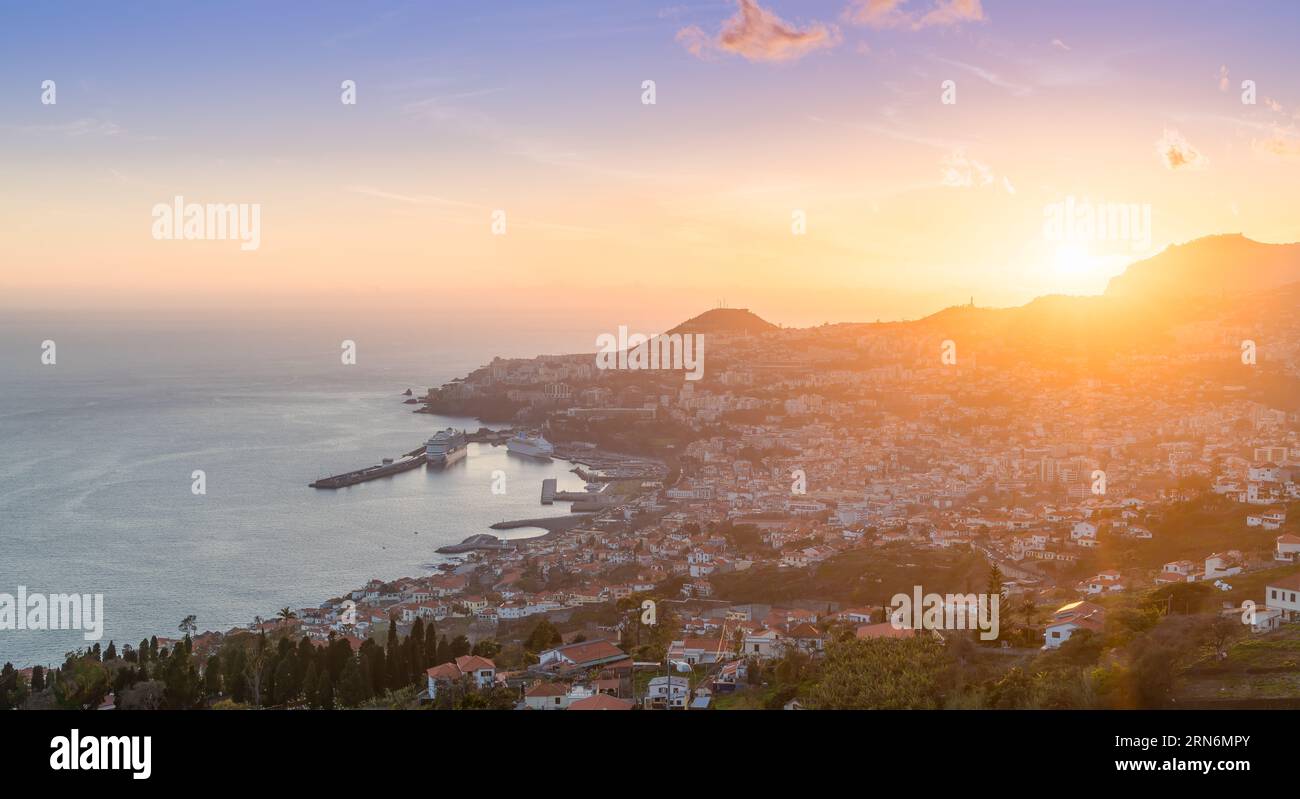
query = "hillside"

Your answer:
(667, 307), (779, 336)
